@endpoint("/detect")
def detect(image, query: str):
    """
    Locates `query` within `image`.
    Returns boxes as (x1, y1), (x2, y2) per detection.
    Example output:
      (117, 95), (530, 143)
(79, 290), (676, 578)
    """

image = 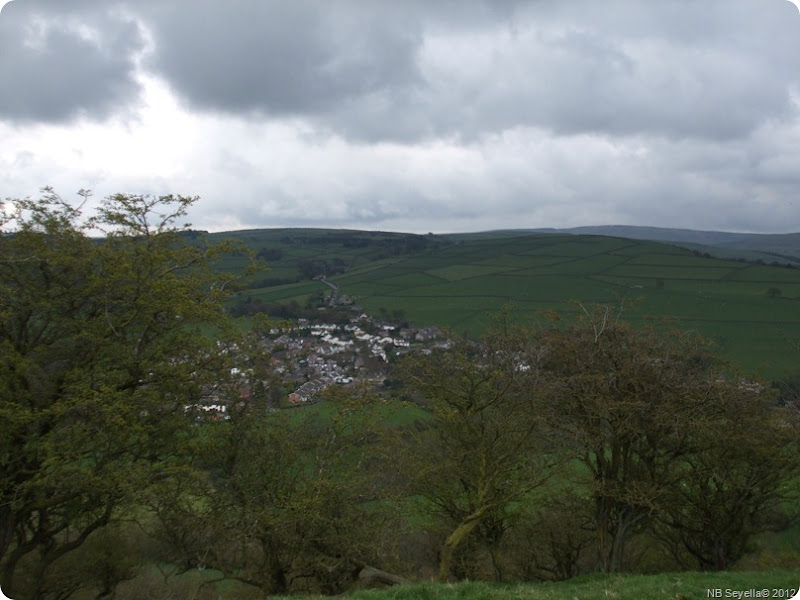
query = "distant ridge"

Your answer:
(207, 225), (800, 265)
(529, 225), (788, 245)
(525, 225), (800, 264)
